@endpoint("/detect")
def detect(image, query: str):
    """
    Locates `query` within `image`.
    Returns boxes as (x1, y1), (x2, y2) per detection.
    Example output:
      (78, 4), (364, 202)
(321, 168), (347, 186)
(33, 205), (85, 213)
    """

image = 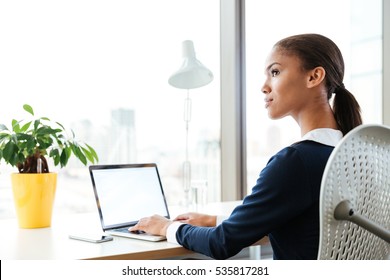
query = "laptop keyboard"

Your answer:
(108, 227), (165, 241)
(112, 228), (145, 234)
(112, 228), (129, 233)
